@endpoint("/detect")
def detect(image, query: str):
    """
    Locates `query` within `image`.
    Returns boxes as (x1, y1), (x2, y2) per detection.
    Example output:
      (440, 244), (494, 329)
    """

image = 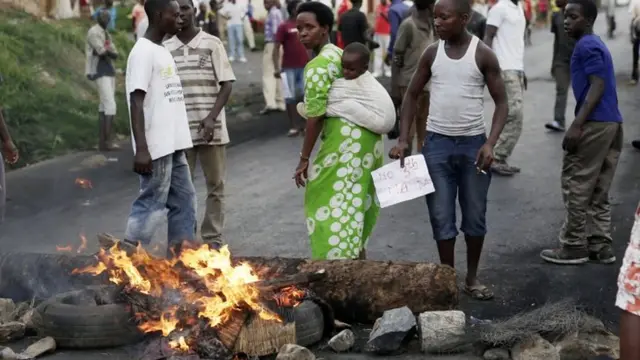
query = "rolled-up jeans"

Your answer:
(424, 132), (492, 241)
(124, 150), (197, 246)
